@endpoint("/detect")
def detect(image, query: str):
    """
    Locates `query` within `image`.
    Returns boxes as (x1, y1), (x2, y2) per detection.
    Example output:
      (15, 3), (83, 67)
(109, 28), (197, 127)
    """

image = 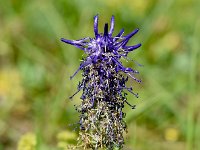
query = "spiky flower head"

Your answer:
(61, 15), (141, 150)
